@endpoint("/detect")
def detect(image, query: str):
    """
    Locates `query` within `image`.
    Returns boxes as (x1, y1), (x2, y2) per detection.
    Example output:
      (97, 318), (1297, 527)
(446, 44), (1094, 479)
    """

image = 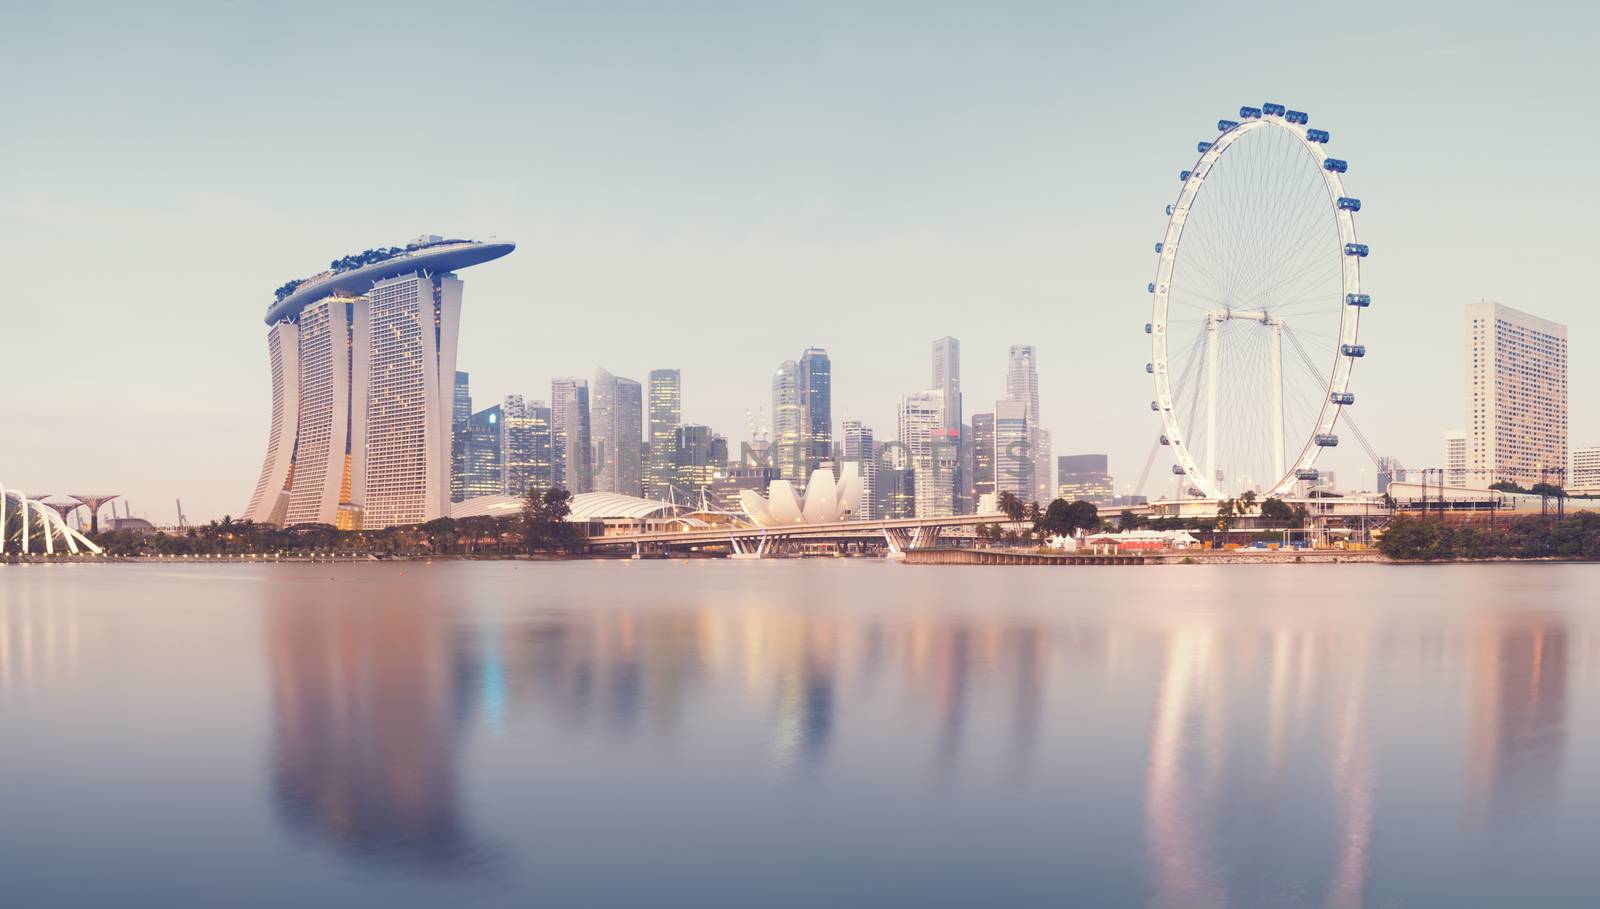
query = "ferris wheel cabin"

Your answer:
(1330, 392), (1356, 405)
